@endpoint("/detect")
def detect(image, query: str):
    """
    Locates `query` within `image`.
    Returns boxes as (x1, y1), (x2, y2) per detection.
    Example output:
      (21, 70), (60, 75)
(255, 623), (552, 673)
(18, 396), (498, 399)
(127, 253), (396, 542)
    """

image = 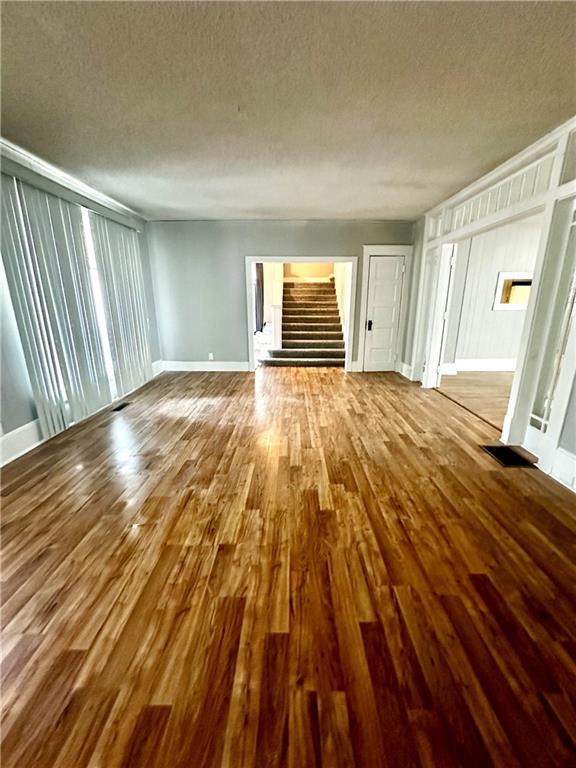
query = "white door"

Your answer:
(363, 256), (404, 371)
